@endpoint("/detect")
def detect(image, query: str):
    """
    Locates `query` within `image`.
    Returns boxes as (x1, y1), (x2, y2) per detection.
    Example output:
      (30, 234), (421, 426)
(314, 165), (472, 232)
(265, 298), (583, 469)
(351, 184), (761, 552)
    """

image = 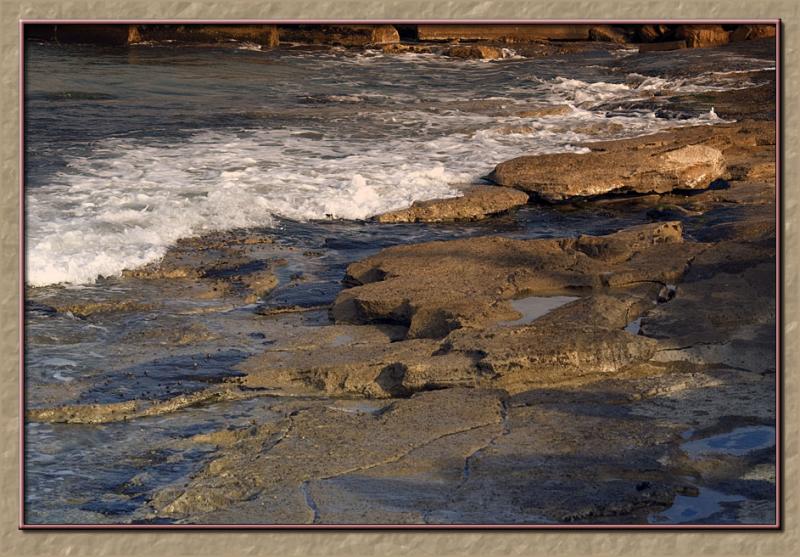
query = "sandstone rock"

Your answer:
(445, 44), (506, 60)
(730, 24), (777, 42)
(373, 186), (528, 223)
(278, 25), (399, 46)
(27, 385), (250, 424)
(51, 299), (155, 319)
(637, 24), (672, 42)
(332, 222), (698, 339)
(515, 105), (572, 118)
(150, 368), (768, 523)
(643, 232), (776, 373)
(381, 43), (432, 54)
(589, 26), (631, 44)
(417, 24), (592, 43)
(119, 229), (282, 303)
(488, 126), (728, 202)
(153, 388), (505, 519)
(674, 25), (730, 48)
(238, 287), (658, 398)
